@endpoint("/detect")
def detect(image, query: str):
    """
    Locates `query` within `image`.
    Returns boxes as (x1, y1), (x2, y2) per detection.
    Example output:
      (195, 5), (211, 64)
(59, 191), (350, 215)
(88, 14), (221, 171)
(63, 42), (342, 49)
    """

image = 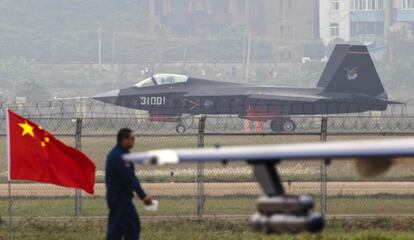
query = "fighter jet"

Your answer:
(93, 45), (396, 133)
(124, 137), (414, 234)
